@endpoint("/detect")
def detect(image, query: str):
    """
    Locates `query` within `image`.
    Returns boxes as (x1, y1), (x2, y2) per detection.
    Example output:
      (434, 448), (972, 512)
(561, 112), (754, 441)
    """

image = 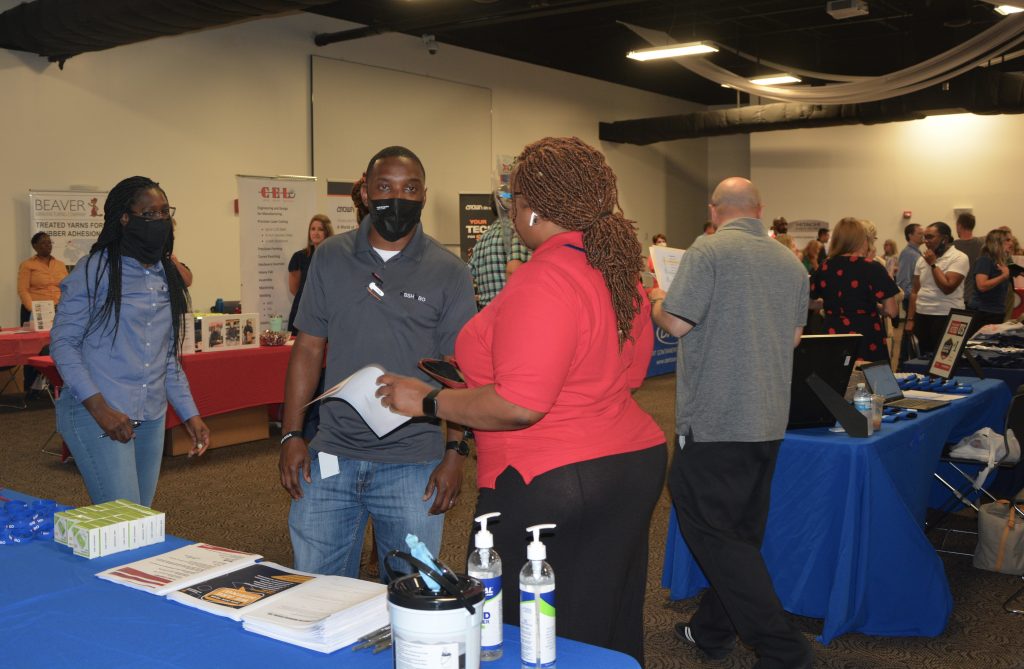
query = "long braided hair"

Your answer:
(85, 176), (191, 355)
(512, 137), (644, 345)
